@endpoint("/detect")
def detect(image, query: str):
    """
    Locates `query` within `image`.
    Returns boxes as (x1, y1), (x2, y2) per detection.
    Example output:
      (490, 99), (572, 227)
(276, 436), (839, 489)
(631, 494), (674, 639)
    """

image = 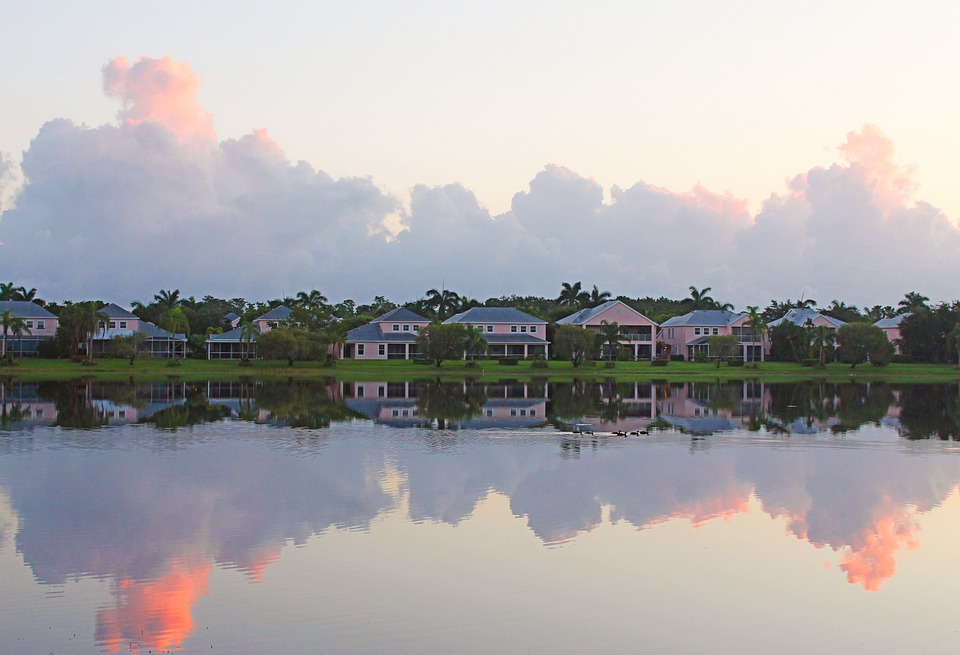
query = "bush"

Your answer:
(892, 354), (914, 364)
(531, 359), (549, 369)
(727, 359), (744, 367)
(693, 352), (709, 363)
(498, 357), (520, 365)
(670, 354), (685, 362)
(801, 358), (818, 367)
(465, 360), (480, 368)
(603, 361), (616, 368)
(652, 359), (669, 367)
